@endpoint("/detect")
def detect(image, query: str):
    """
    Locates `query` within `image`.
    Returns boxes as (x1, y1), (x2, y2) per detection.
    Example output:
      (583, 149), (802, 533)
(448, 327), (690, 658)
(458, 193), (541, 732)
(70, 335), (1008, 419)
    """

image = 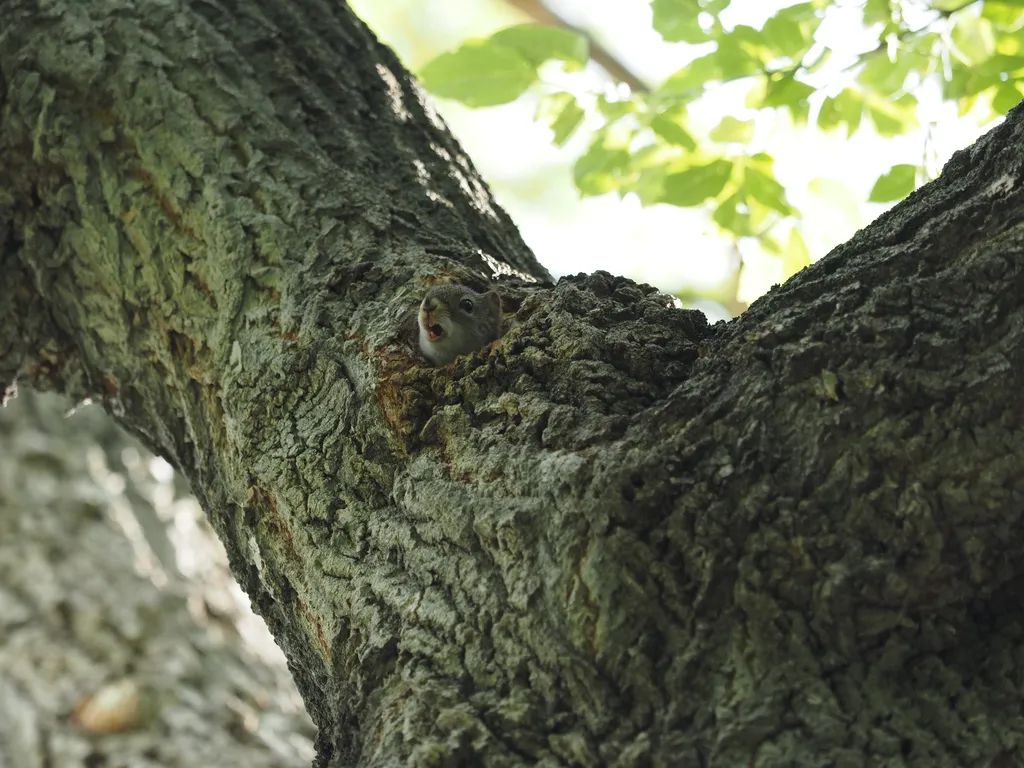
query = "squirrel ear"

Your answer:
(483, 290), (502, 313)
